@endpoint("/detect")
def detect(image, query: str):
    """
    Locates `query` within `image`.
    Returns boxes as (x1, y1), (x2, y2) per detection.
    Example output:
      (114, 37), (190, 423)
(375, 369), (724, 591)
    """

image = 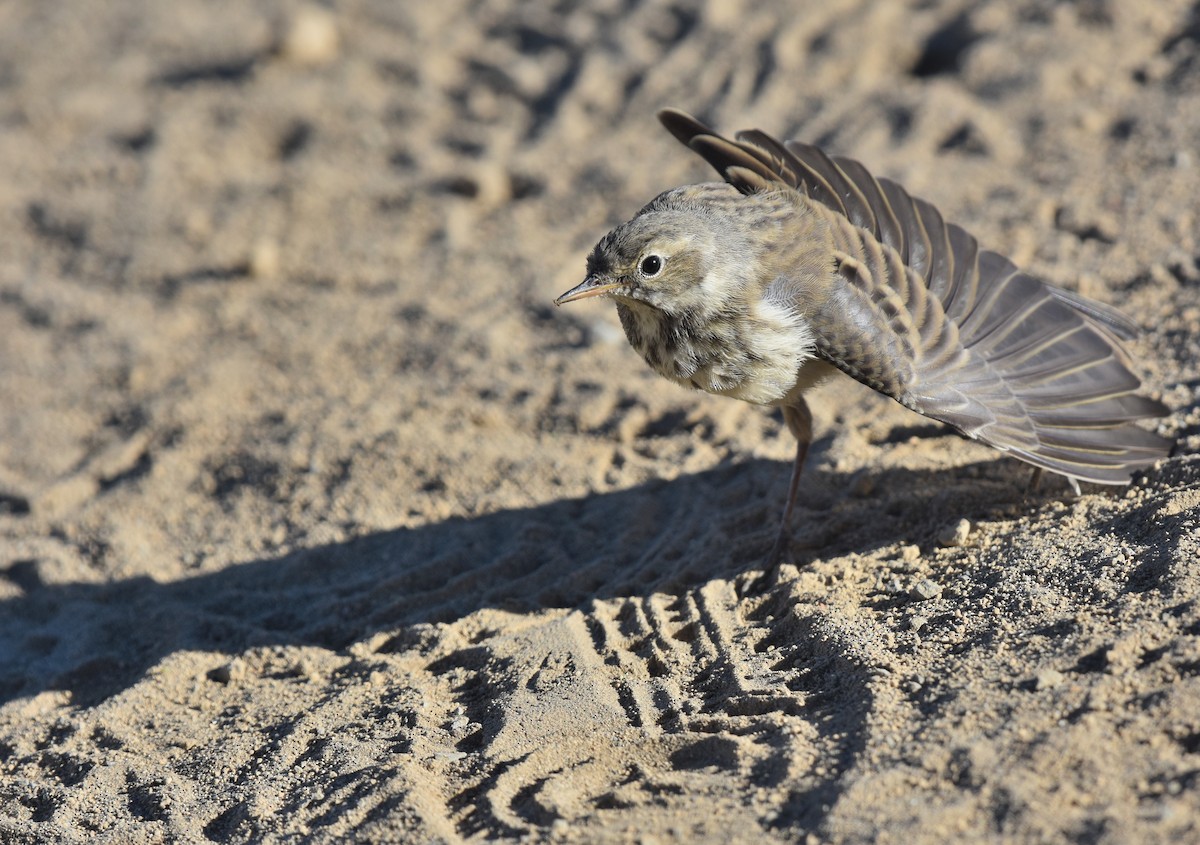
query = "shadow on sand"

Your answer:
(0, 454), (1054, 711)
